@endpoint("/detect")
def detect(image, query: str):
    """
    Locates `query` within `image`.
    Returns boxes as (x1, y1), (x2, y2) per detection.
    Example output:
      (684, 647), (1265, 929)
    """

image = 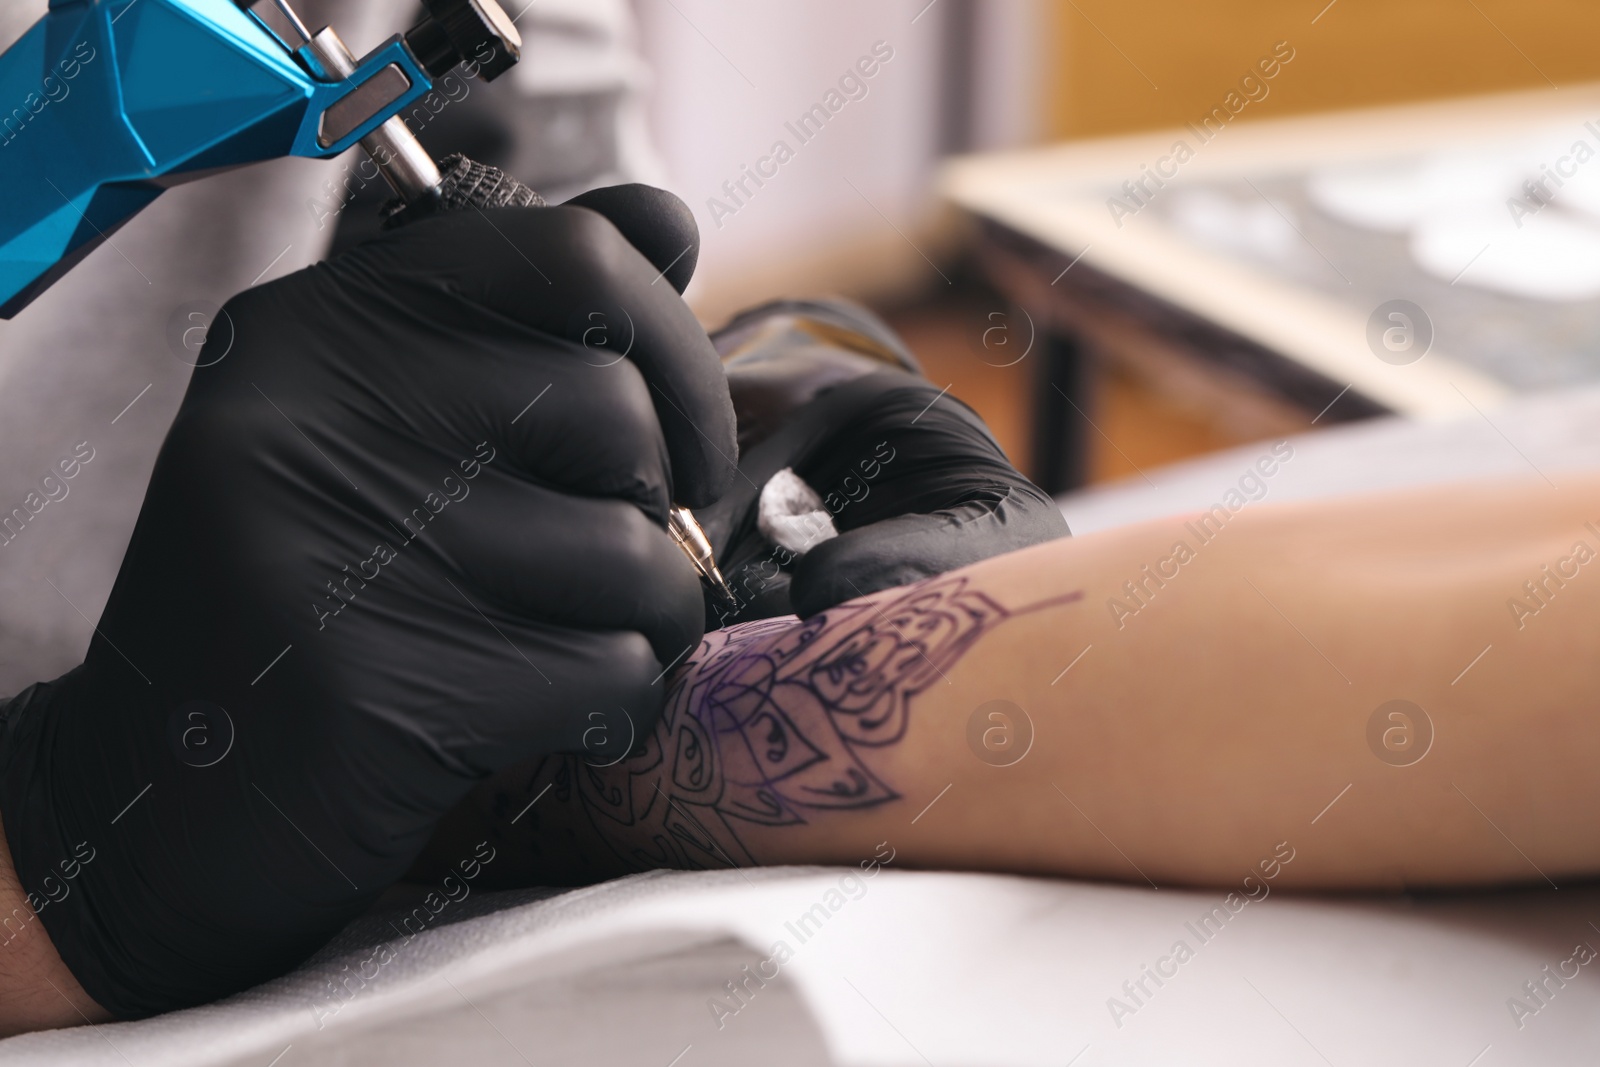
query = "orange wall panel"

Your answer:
(1048, 0), (1600, 139)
